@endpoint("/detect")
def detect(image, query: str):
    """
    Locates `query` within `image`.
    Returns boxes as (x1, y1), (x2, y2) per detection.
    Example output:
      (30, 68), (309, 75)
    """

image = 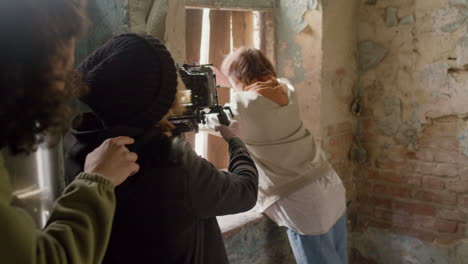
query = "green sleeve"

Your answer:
(0, 154), (116, 264)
